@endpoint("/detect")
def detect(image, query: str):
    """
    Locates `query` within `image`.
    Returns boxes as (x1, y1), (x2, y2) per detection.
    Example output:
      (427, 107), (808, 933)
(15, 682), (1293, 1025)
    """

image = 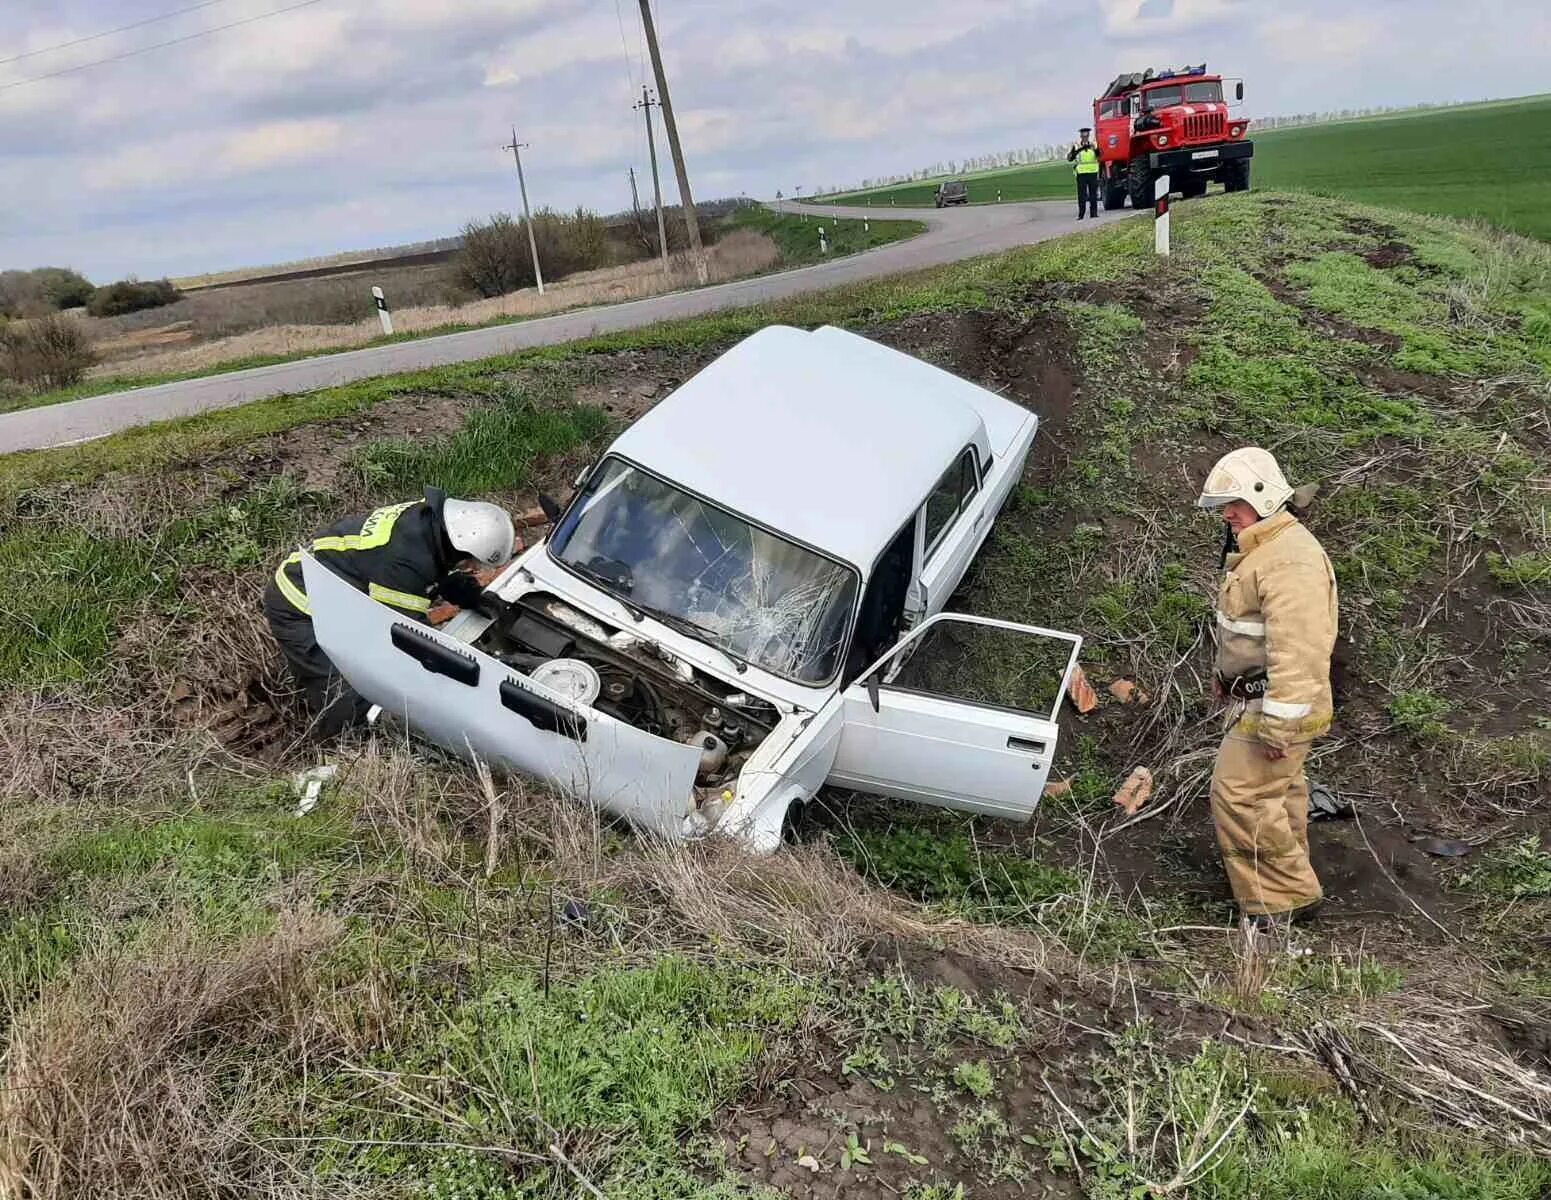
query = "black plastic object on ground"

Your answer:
(1308, 781), (1354, 822)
